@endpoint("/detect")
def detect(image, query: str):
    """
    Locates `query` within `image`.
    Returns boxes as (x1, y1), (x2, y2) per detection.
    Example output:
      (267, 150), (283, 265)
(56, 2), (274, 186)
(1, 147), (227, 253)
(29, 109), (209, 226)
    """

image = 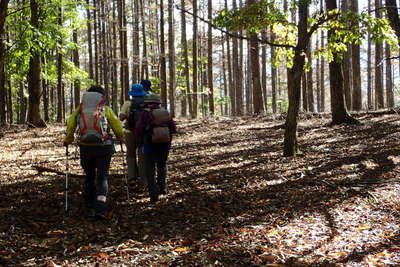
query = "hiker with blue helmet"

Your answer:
(64, 85), (124, 220)
(119, 84), (147, 184)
